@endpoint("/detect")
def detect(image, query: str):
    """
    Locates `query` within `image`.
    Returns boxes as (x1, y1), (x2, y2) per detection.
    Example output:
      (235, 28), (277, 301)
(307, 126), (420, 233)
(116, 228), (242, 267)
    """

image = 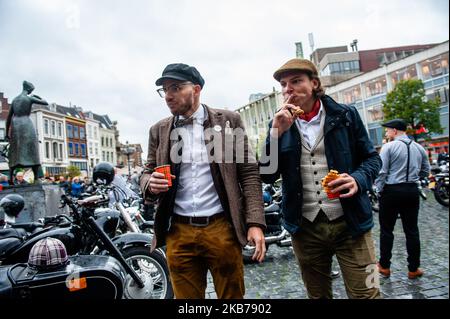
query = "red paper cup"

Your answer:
(327, 191), (340, 199)
(155, 165), (172, 187)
